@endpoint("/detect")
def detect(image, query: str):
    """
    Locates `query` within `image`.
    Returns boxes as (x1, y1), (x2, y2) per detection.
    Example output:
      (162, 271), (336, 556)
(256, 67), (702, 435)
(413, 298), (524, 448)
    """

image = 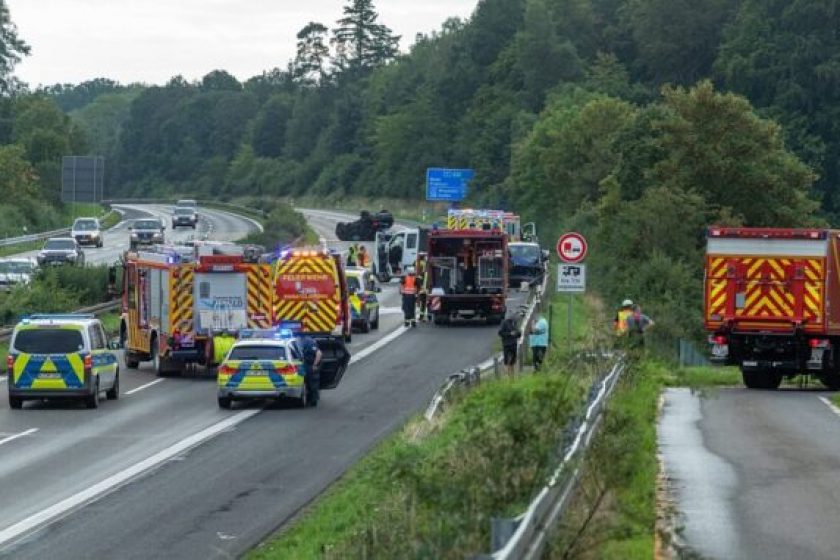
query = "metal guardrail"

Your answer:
(0, 209), (122, 248)
(481, 357), (626, 560)
(0, 300), (120, 342)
